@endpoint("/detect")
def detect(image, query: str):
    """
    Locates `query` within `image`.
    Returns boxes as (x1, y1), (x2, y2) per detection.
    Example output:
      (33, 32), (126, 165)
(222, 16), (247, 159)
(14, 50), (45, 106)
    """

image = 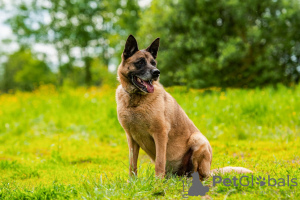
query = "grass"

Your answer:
(0, 84), (299, 199)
